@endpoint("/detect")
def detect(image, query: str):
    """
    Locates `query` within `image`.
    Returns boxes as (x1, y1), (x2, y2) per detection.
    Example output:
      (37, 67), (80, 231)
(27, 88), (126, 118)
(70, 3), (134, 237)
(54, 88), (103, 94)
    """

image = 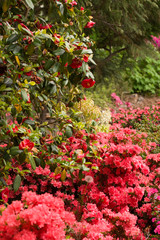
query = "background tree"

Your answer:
(80, 0), (160, 99)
